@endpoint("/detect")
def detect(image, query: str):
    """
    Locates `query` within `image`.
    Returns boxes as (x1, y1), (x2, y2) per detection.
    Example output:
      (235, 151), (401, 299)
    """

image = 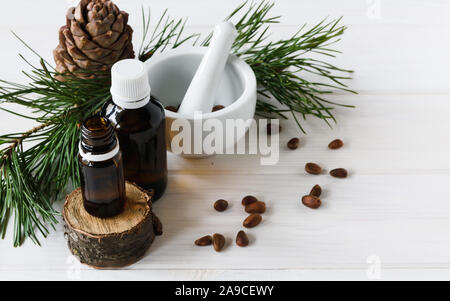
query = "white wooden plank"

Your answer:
(3, 96), (450, 174)
(2, 0), (450, 28)
(3, 268), (450, 281)
(4, 94), (449, 174)
(2, 173), (450, 273)
(167, 94), (450, 173)
(0, 0), (449, 92)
